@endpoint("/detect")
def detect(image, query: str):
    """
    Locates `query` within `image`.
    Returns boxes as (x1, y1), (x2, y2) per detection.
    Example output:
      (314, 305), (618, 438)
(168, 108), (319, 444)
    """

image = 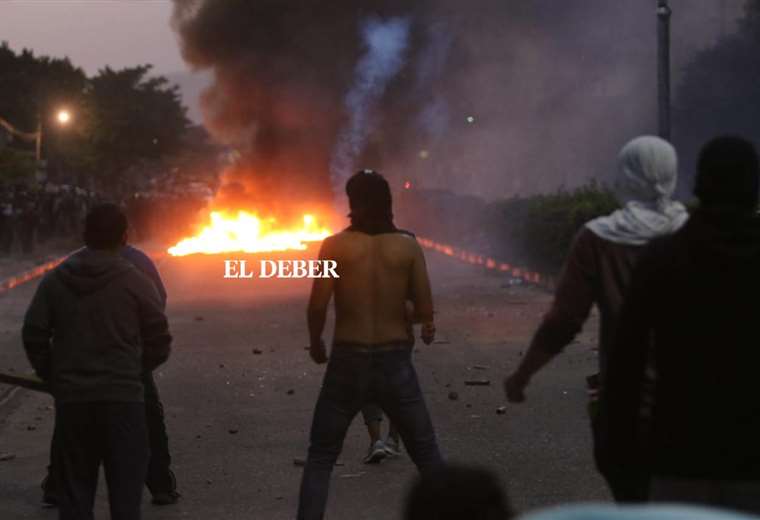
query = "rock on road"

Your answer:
(0, 246), (609, 519)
